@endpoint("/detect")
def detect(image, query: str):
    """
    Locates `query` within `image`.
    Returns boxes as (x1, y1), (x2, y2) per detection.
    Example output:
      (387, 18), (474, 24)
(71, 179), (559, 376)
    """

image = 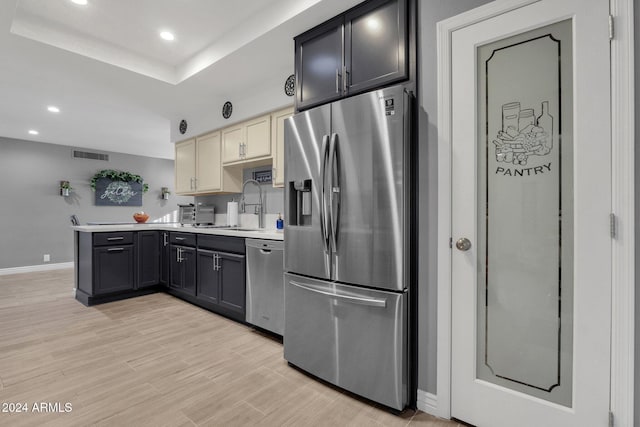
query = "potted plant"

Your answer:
(60, 181), (72, 197)
(161, 187), (171, 200)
